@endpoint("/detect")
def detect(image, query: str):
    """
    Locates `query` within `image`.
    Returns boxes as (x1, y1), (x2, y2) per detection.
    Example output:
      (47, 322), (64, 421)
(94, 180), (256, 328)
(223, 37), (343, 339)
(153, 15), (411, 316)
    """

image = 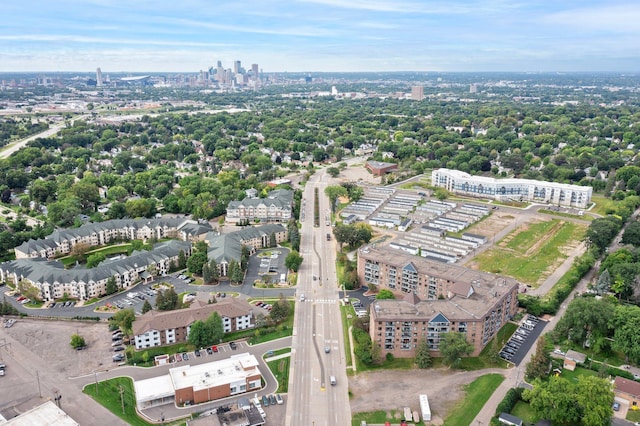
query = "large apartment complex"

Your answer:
(0, 240), (191, 302)
(14, 217), (212, 259)
(431, 168), (592, 208)
(132, 299), (255, 350)
(358, 247), (519, 357)
(225, 189), (293, 224)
